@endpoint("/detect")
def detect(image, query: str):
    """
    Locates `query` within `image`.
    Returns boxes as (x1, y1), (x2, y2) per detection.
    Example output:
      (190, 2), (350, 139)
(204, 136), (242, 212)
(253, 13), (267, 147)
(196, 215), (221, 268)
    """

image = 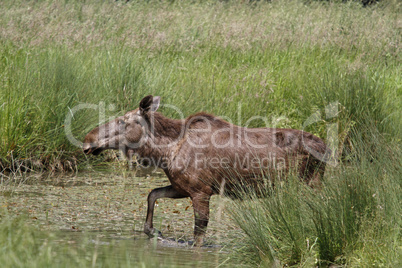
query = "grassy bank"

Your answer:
(0, 0), (400, 171)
